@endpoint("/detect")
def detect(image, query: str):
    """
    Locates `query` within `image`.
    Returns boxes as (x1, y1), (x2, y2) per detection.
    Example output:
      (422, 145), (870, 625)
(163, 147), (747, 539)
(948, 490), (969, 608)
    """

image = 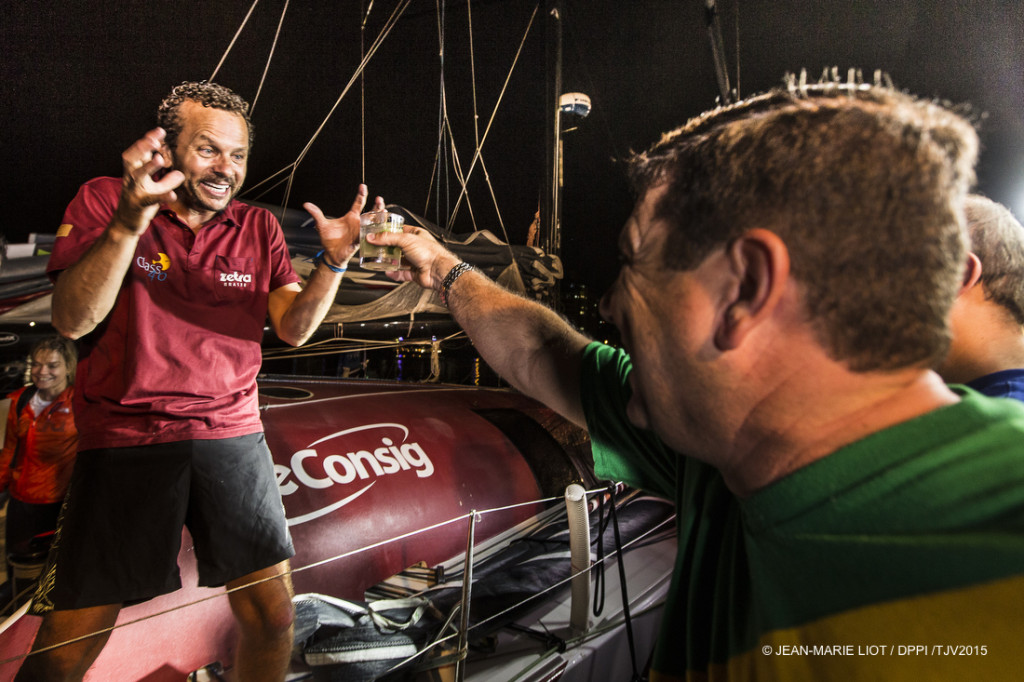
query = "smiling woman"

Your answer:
(0, 336), (78, 608)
